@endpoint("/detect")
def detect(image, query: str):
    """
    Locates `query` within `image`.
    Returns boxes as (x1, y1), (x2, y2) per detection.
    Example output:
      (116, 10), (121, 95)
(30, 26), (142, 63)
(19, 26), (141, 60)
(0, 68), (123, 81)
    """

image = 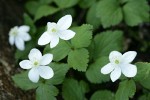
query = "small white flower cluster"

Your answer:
(9, 15), (138, 83)
(9, 15), (76, 83)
